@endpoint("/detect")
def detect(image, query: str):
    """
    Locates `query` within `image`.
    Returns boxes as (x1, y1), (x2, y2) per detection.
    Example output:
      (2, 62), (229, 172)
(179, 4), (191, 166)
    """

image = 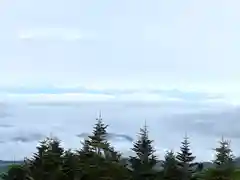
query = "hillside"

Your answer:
(0, 160), (23, 173)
